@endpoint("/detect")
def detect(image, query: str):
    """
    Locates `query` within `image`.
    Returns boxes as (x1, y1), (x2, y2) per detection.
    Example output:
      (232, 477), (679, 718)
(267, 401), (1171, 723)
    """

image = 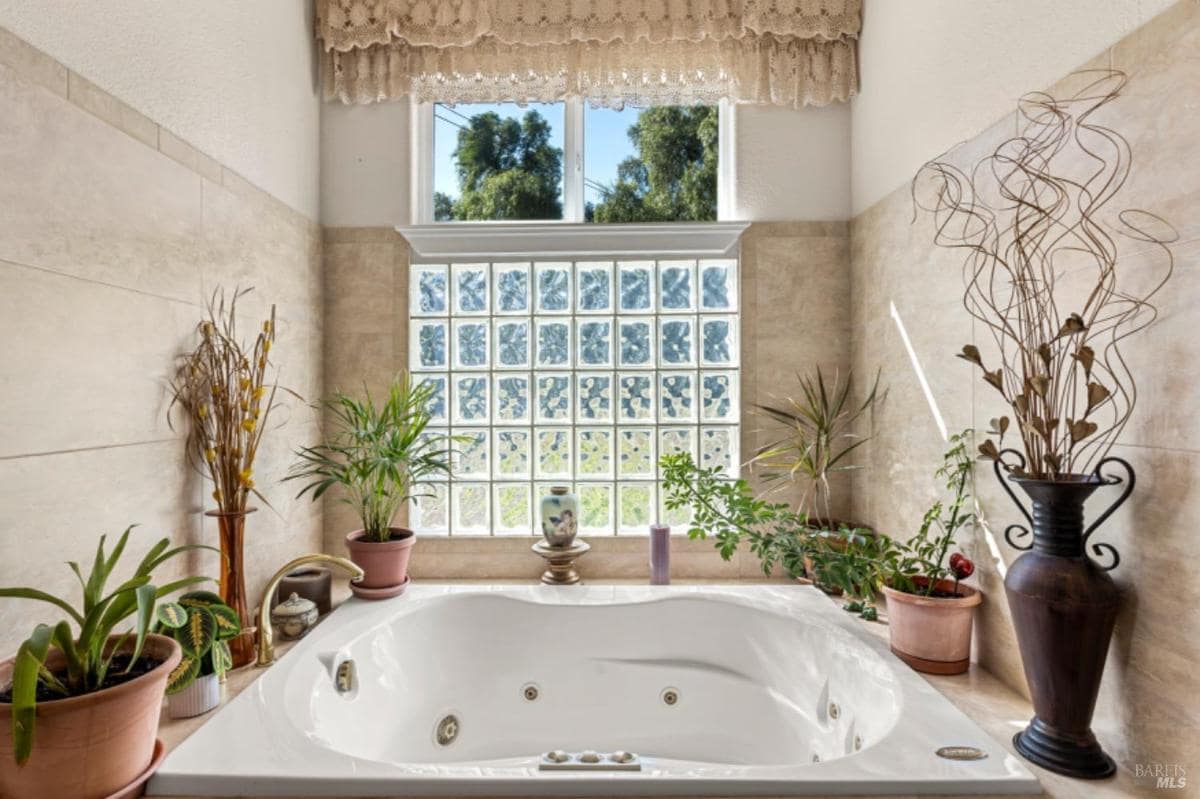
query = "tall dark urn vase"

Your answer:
(995, 452), (1134, 780)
